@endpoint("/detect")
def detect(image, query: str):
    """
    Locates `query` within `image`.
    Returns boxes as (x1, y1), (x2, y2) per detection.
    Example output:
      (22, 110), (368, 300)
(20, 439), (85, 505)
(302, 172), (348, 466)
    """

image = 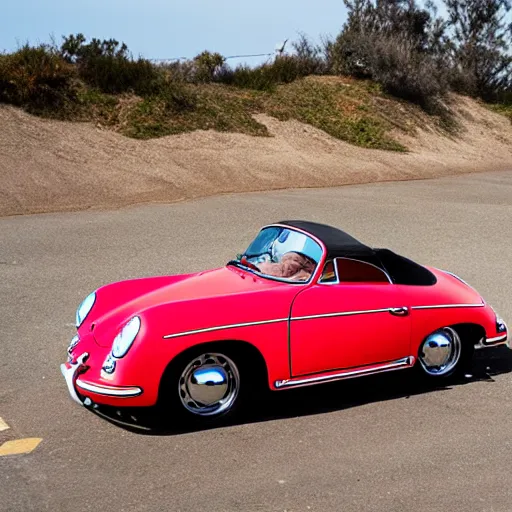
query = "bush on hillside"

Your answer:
(330, 0), (452, 108)
(333, 31), (449, 107)
(192, 51), (225, 83)
(291, 33), (331, 76)
(0, 44), (77, 113)
(218, 55), (317, 91)
(60, 33), (164, 96)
